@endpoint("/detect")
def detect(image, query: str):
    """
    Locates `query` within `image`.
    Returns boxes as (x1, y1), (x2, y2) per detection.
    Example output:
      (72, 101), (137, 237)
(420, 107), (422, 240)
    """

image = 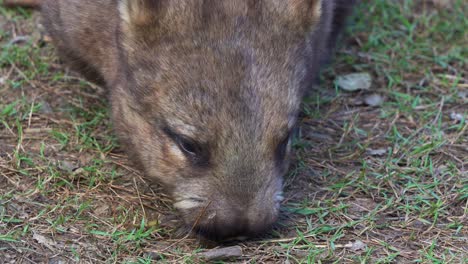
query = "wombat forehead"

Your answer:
(160, 104), (295, 145)
(158, 79), (297, 119)
(152, 77), (299, 139)
(132, 42), (301, 137)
